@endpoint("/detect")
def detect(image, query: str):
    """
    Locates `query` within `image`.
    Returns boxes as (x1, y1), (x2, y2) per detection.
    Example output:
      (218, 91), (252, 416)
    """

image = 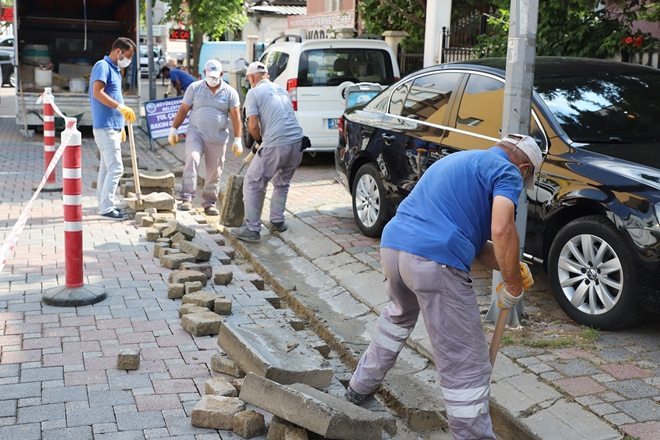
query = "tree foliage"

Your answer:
(358, 0), (426, 49)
